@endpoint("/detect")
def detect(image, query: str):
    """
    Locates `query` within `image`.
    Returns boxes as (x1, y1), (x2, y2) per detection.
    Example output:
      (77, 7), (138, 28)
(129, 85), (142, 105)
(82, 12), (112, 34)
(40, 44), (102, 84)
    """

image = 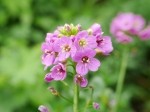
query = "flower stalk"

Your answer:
(58, 94), (73, 104)
(113, 47), (129, 112)
(83, 86), (94, 112)
(74, 83), (79, 112)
